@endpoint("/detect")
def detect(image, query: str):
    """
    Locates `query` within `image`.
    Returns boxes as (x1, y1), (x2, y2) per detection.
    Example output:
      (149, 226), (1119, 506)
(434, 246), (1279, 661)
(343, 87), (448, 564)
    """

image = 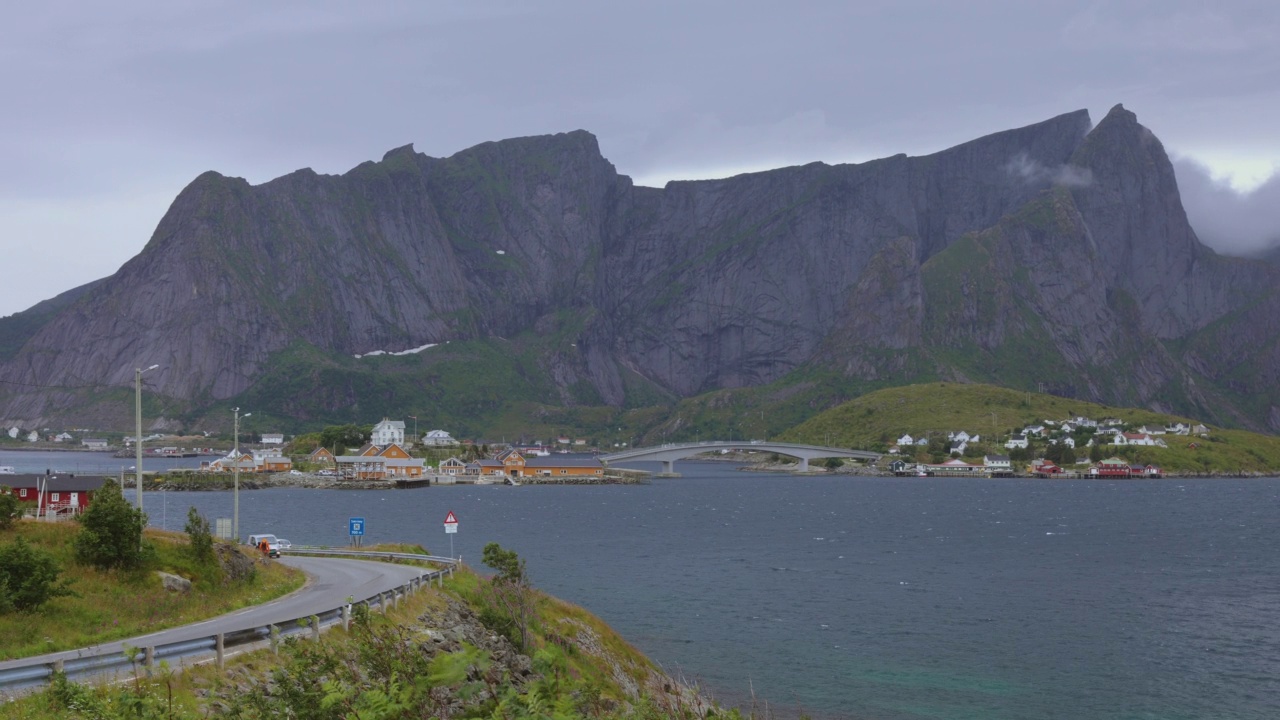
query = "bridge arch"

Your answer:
(599, 441), (880, 475)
